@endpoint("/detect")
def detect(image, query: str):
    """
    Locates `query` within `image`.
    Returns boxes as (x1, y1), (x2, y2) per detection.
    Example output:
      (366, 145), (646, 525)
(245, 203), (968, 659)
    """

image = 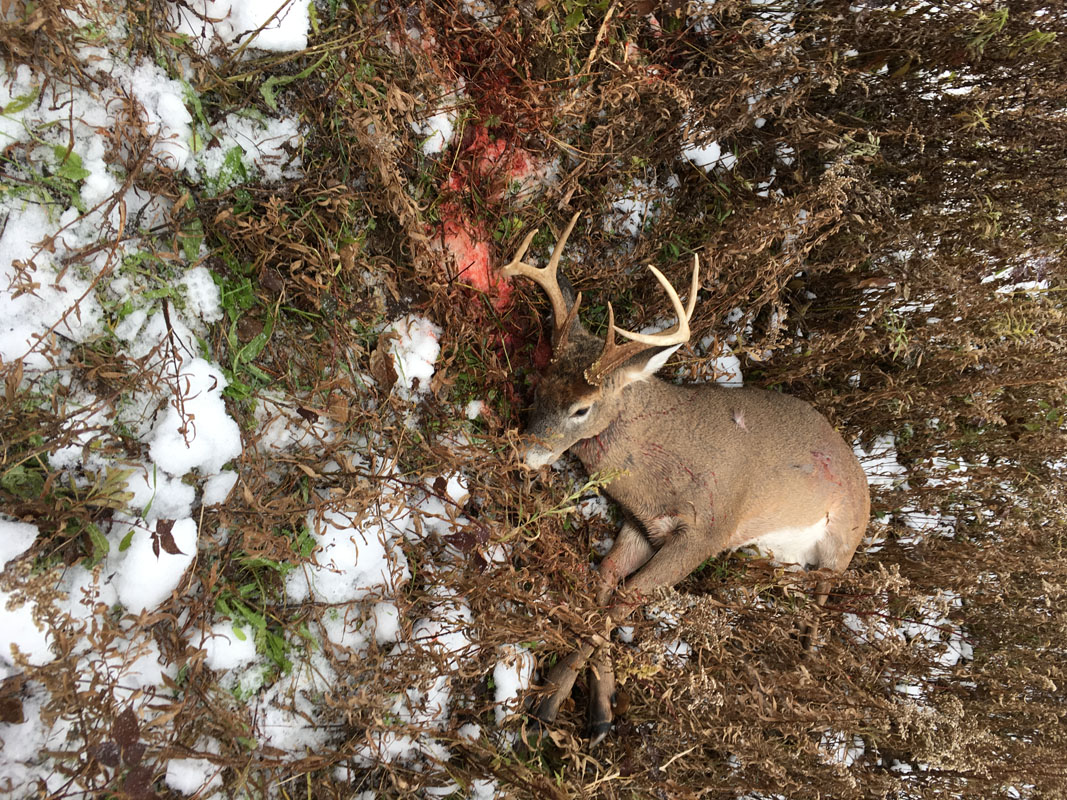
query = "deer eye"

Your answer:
(570, 405), (591, 420)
